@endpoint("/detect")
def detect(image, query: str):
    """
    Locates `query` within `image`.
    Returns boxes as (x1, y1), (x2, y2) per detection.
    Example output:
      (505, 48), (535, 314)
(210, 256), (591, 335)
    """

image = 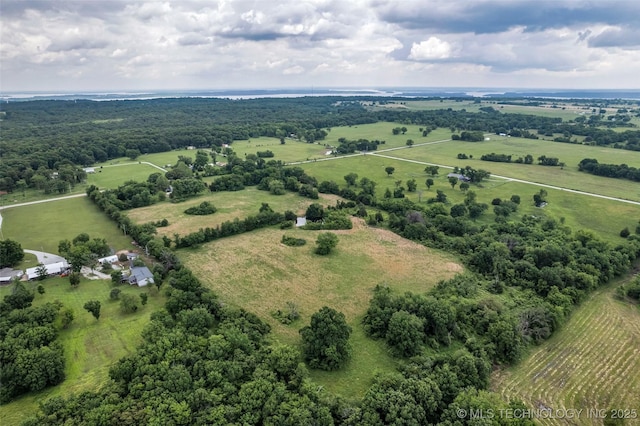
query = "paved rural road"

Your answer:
(23, 249), (67, 265)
